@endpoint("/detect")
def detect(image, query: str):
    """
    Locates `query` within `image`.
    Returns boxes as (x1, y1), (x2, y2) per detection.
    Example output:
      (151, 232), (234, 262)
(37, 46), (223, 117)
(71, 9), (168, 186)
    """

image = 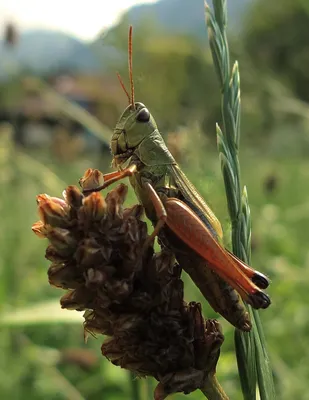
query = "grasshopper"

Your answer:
(85, 27), (270, 331)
